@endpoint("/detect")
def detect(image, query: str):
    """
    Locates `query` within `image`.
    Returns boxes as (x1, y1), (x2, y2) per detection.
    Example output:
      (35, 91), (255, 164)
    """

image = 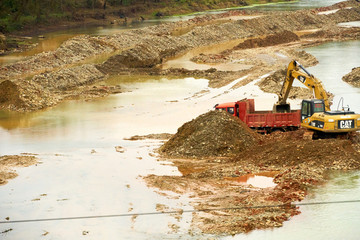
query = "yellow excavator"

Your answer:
(274, 60), (360, 137)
